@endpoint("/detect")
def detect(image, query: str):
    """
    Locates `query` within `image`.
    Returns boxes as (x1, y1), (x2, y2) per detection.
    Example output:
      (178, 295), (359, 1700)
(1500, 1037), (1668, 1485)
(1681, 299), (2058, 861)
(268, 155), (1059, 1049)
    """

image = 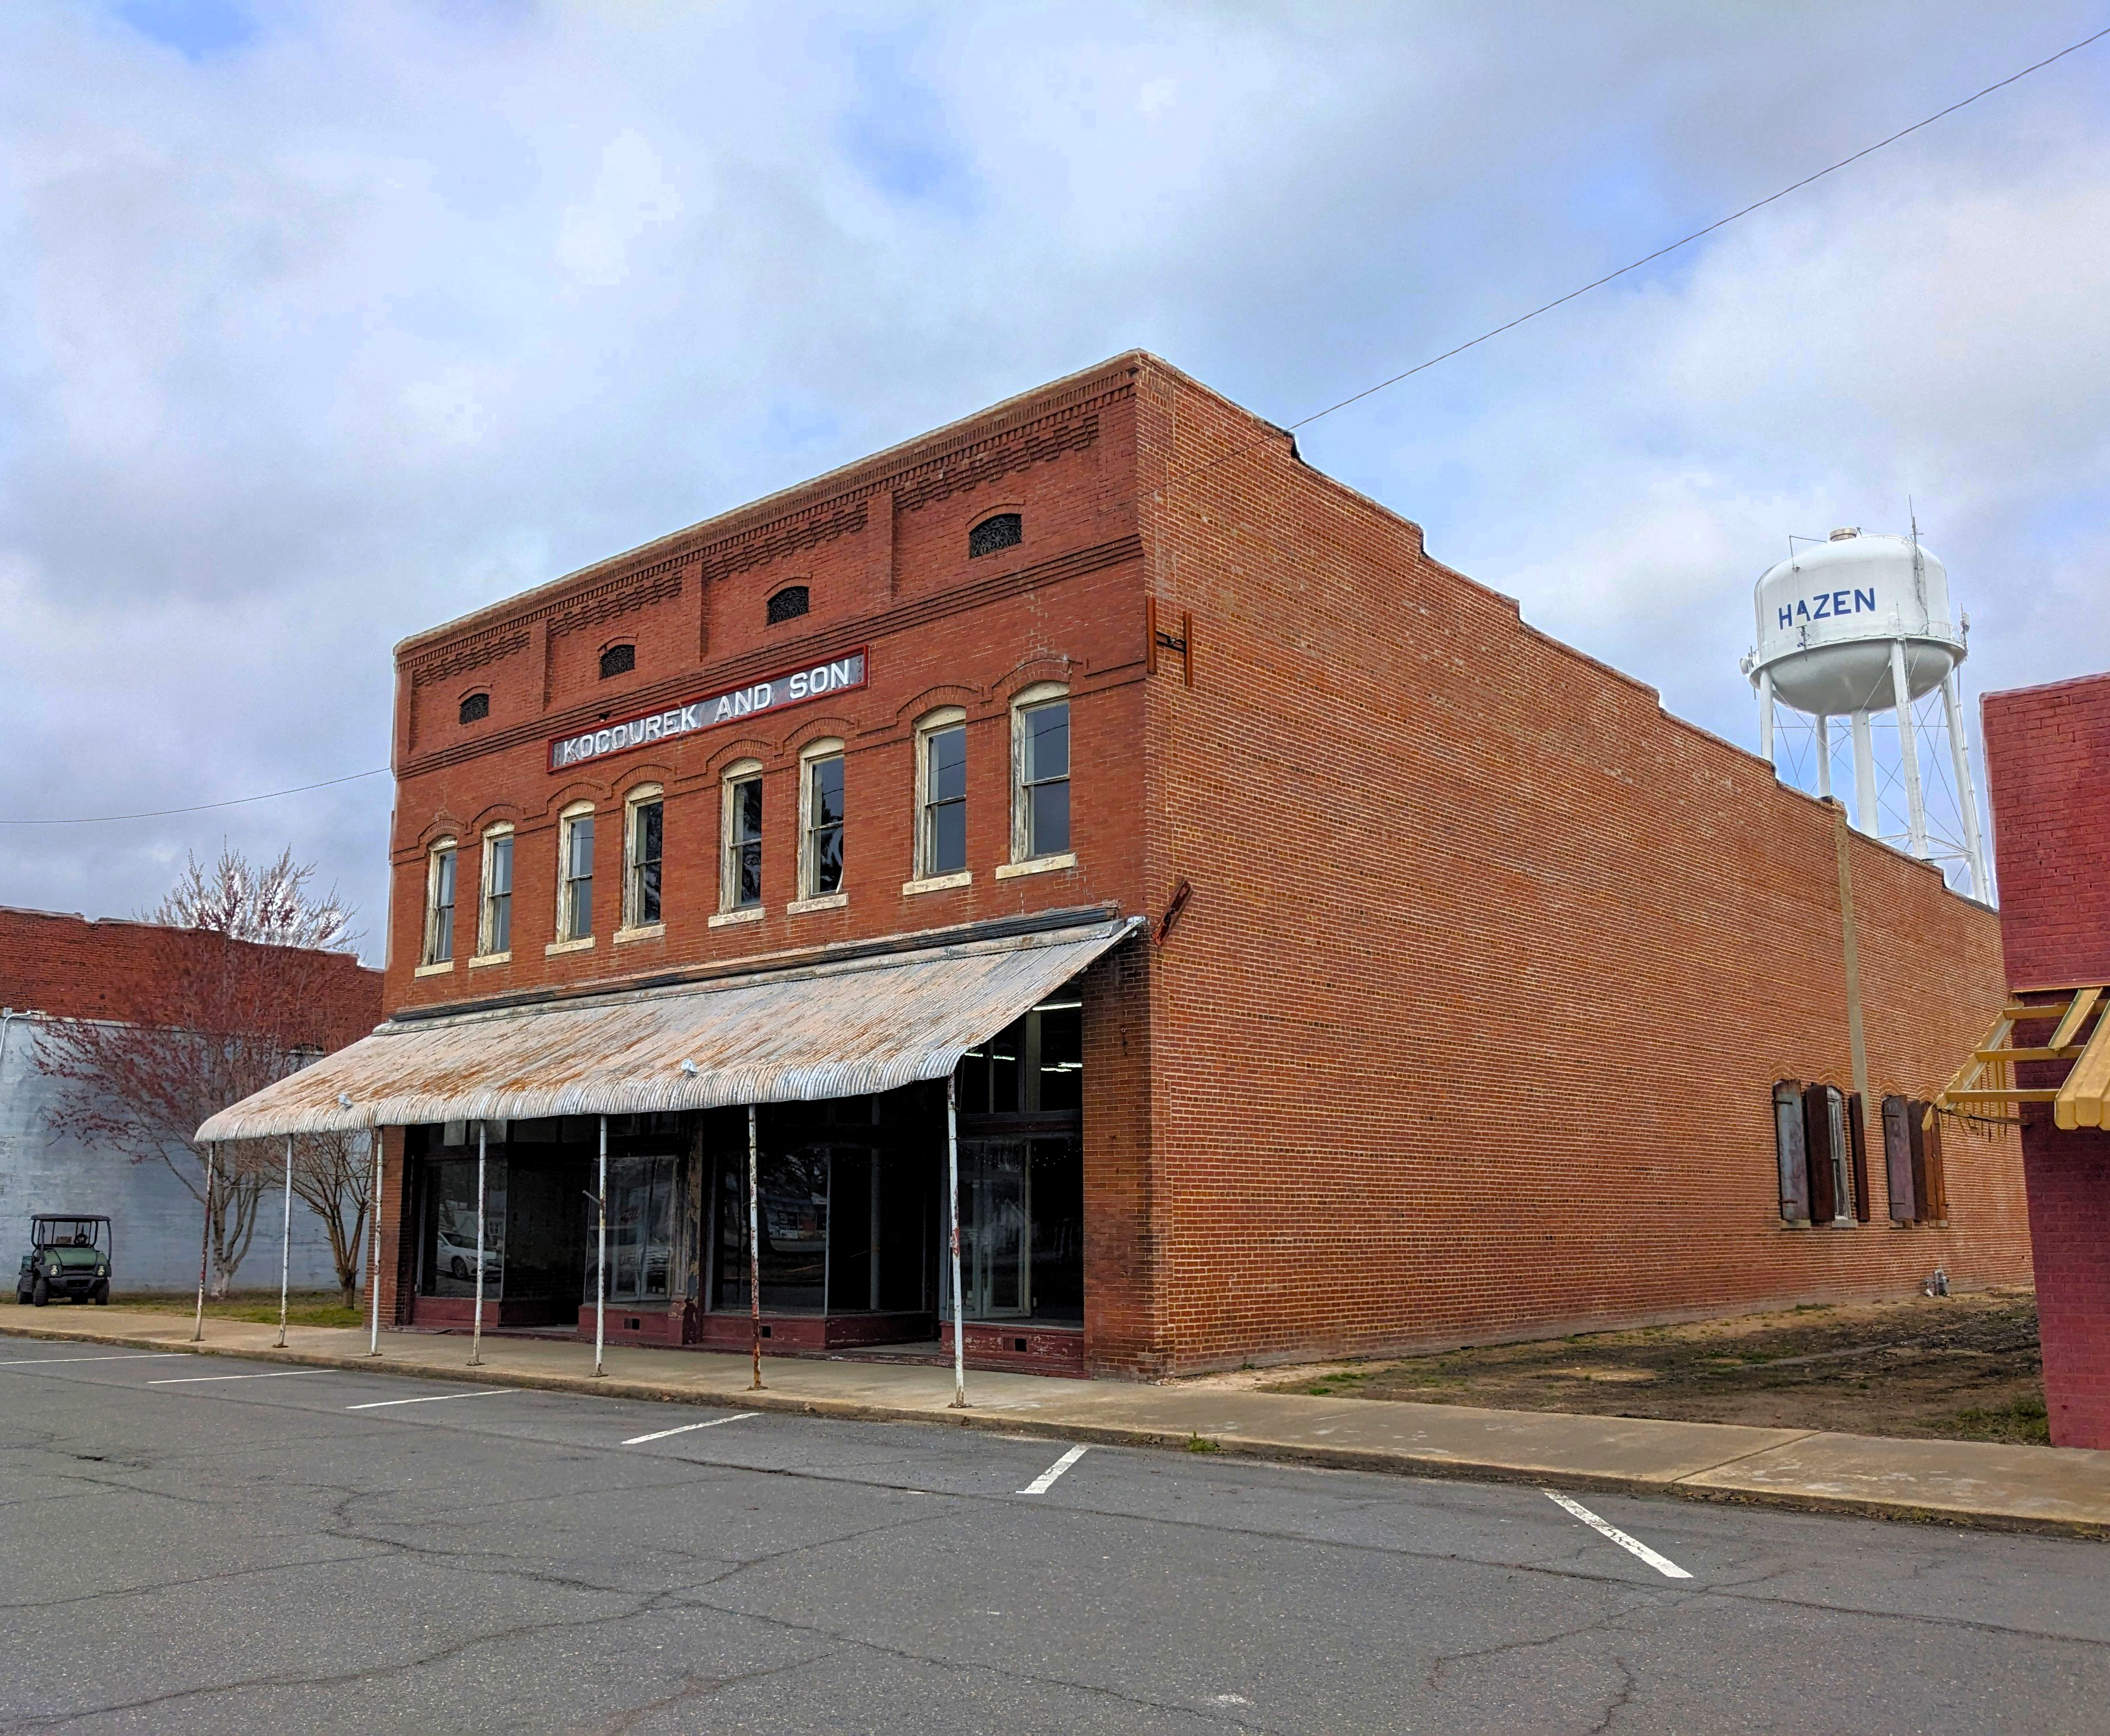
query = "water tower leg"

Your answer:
(1890, 640), (1929, 859)
(1758, 669), (1776, 769)
(1815, 715), (1832, 800)
(1940, 668), (1991, 899)
(1851, 711), (1877, 834)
